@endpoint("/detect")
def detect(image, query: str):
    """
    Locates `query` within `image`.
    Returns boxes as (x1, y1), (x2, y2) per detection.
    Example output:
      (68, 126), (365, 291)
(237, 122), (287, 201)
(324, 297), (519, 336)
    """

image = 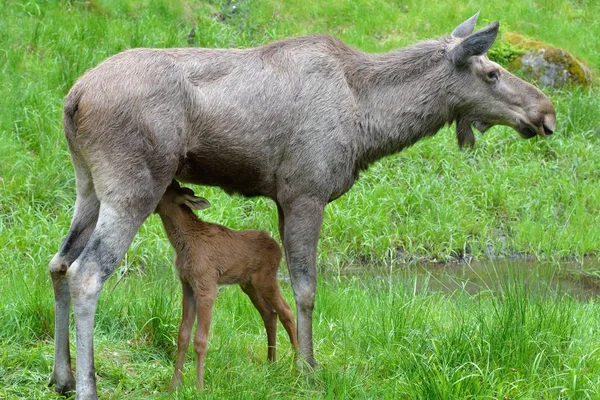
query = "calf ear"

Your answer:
(451, 21), (499, 67)
(176, 193), (211, 210)
(183, 195), (211, 210)
(451, 11), (480, 38)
